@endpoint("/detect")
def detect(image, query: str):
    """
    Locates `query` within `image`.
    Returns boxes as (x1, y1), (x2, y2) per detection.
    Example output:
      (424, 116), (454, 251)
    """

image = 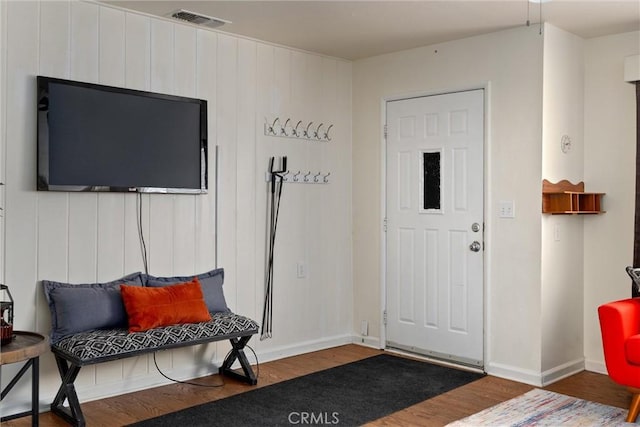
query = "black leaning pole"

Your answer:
(261, 156), (287, 340)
